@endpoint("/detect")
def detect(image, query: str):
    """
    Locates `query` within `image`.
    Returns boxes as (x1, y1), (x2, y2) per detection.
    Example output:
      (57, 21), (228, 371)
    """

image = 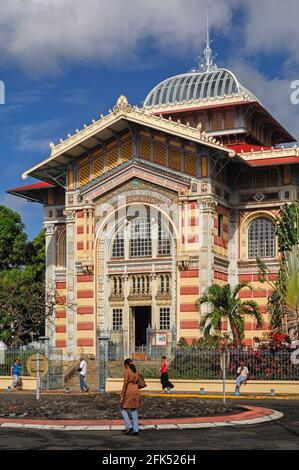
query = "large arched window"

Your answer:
(248, 217), (276, 259)
(111, 212), (172, 260)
